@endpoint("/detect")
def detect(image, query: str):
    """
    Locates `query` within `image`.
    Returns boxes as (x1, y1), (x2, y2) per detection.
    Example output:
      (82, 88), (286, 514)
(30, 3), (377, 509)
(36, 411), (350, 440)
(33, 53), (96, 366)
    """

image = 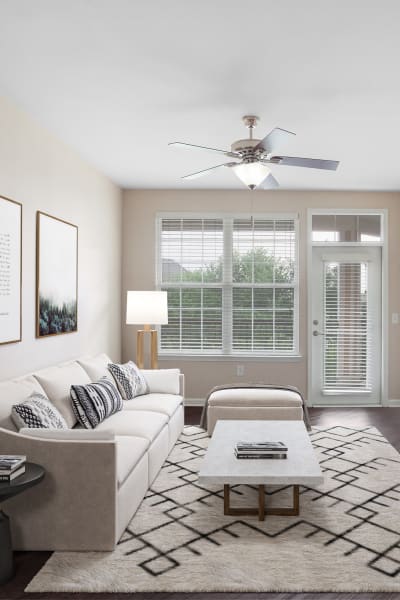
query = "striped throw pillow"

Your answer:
(70, 377), (123, 429)
(12, 392), (69, 430)
(108, 361), (149, 400)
